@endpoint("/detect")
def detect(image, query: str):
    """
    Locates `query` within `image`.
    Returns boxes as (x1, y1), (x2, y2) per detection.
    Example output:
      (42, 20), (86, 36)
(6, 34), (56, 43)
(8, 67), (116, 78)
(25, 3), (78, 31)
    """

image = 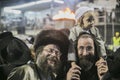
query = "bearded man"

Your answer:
(66, 32), (108, 80)
(7, 29), (69, 80)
